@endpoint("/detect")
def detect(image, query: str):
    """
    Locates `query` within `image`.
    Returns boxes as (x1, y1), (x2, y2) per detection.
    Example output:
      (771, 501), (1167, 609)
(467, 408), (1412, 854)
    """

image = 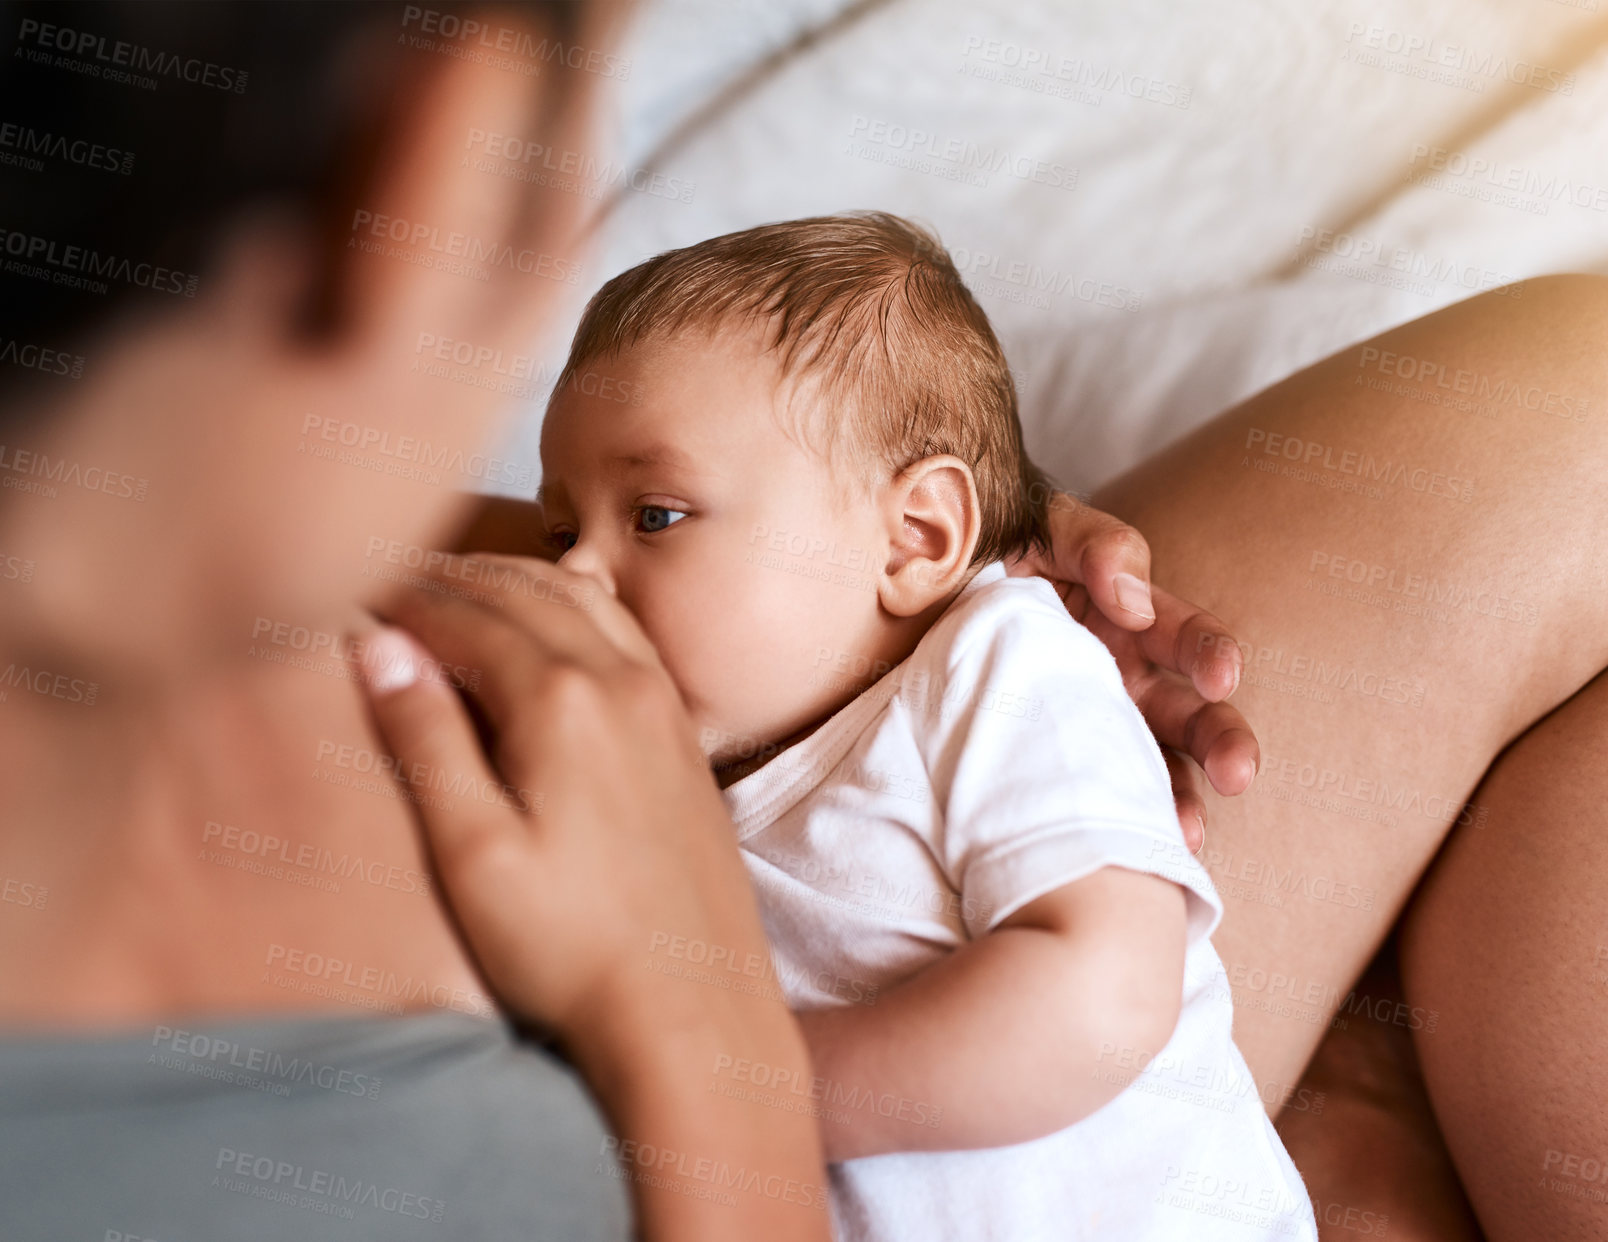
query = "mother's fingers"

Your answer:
(1133, 671), (1260, 797)
(354, 624), (519, 870)
(379, 553), (654, 679)
(1139, 585), (1244, 704)
(1031, 493), (1158, 629)
(1163, 749), (1208, 855)
(374, 557), (690, 789)
(442, 553), (665, 669)
(380, 589), (580, 752)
